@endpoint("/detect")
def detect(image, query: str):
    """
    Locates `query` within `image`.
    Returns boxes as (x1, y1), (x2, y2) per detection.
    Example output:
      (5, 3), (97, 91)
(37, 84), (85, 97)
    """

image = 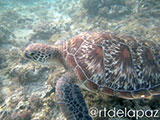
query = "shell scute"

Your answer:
(101, 87), (114, 96)
(84, 80), (99, 91)
(115, 91), (133, 99)
(74, 40), (104, 81)
(67, 37), (83, 54)
(67, 55), (77, 68)
(76, 66), (87, 82)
